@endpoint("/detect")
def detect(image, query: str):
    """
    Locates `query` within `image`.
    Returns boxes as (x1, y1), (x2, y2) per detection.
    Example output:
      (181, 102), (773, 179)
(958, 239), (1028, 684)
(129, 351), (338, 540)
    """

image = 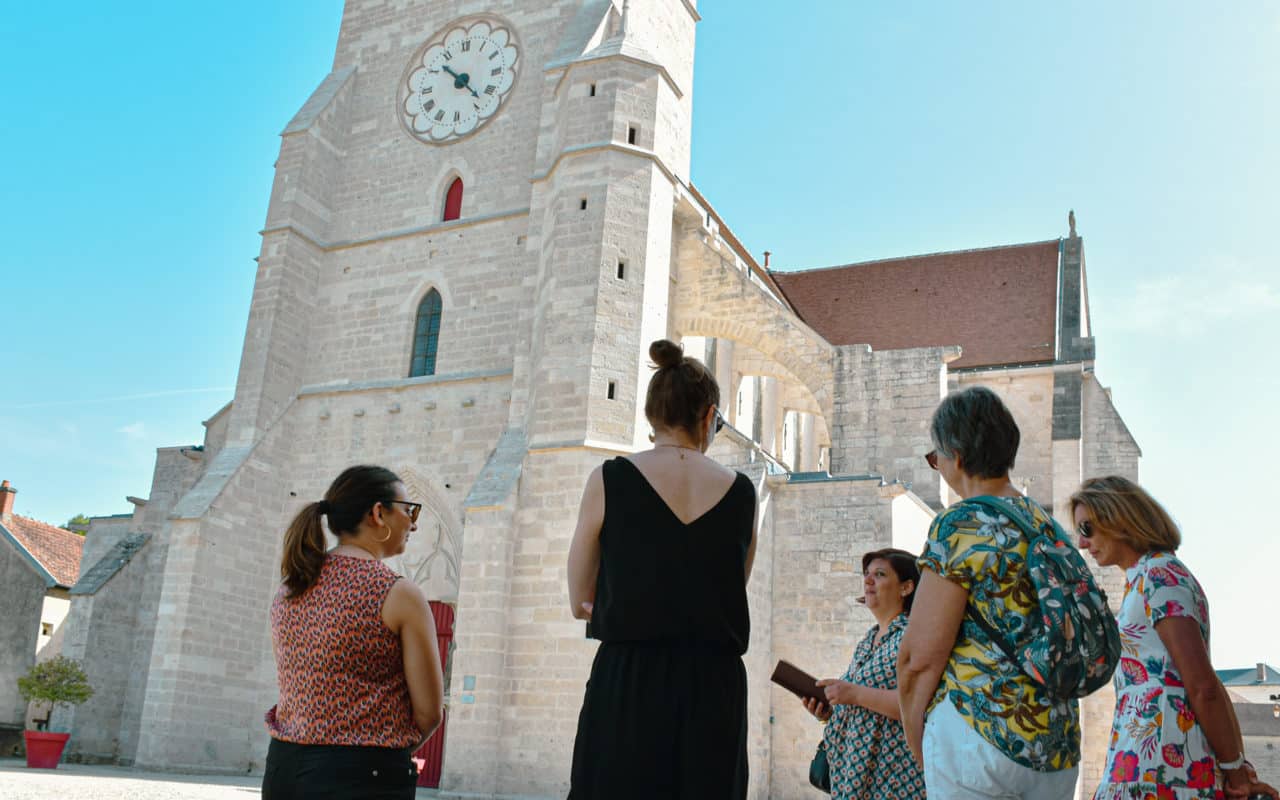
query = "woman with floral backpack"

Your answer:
(1071, 476), (1277, 800)
(898, 386), (1089, 799)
